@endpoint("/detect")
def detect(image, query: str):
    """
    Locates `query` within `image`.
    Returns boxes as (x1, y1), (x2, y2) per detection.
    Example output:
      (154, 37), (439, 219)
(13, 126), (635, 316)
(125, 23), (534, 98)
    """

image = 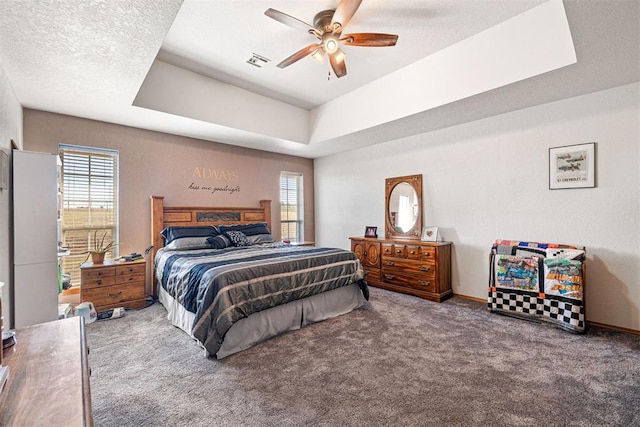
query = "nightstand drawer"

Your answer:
(81, 266), (115, 280)
(83, 282), (145, 308)
(116, 263), (145, 277)
(82, 275), (117, 289)
(116, 273), (145, 285)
